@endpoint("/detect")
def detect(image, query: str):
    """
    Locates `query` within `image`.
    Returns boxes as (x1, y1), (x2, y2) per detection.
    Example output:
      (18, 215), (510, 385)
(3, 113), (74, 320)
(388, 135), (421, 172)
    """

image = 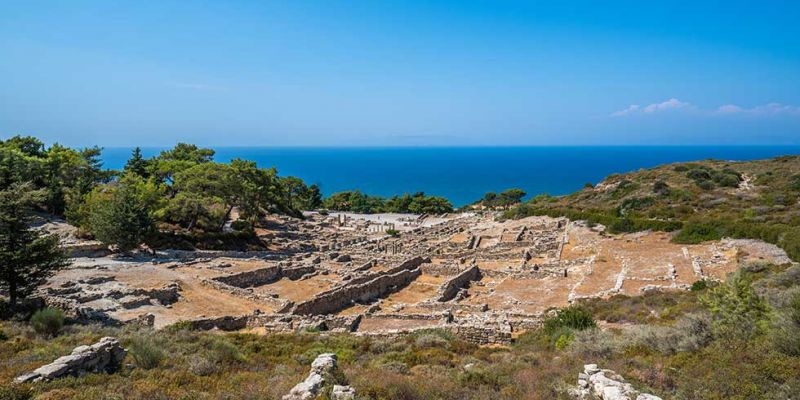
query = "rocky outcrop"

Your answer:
(282, 353), (355, 400)
(572, 364), (662, 400)
(15, 337), (126, 383)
